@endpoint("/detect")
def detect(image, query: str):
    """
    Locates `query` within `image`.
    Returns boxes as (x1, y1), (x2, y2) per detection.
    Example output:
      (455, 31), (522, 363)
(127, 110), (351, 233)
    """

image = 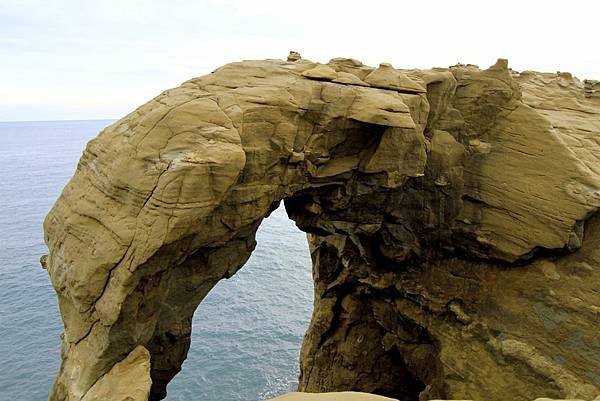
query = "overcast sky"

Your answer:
(2, 0), (598, 121)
